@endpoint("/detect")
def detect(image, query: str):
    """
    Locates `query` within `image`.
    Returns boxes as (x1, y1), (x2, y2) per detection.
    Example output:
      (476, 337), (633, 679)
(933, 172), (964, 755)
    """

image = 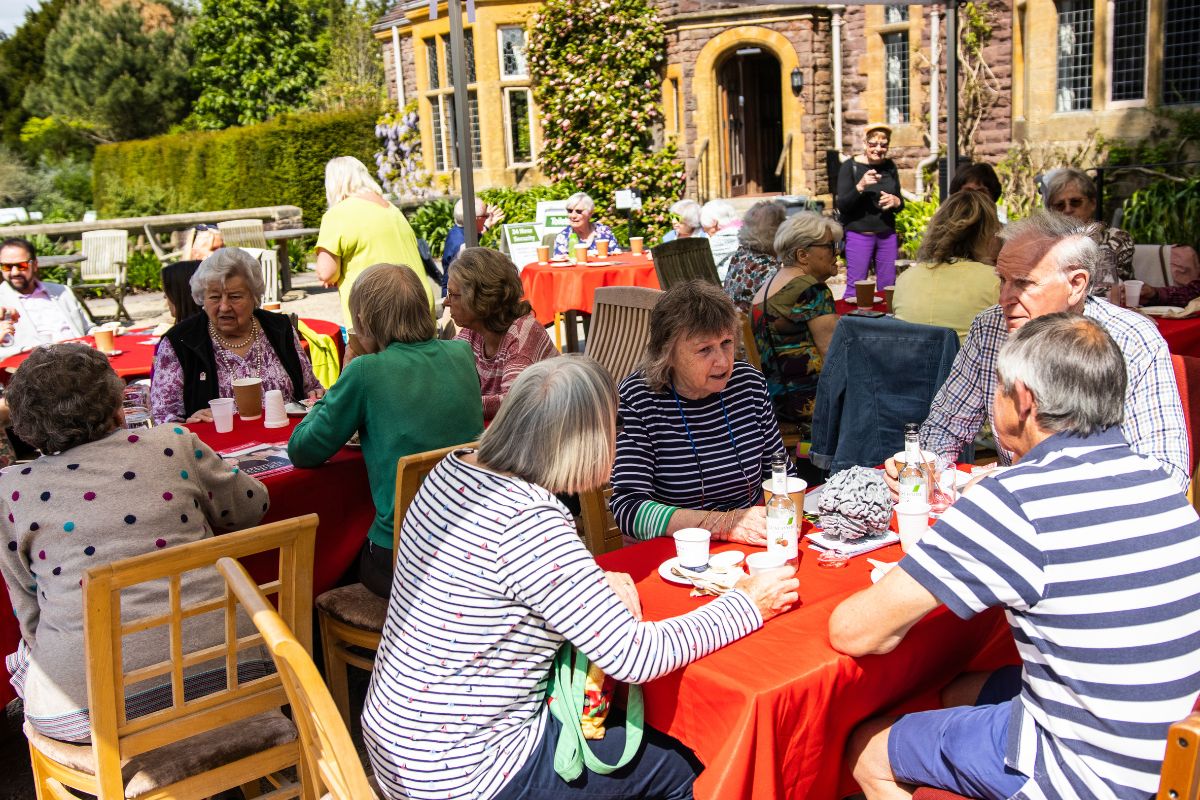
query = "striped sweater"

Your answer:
(361, 451), (762, 800)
